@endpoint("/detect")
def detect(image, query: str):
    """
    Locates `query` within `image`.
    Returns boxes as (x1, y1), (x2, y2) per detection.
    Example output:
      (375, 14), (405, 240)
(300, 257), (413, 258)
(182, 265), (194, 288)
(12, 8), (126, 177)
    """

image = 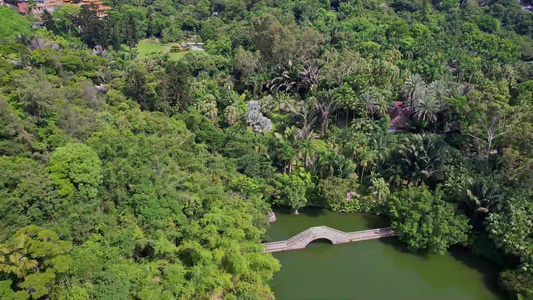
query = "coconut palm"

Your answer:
(359, 92), (380, 117)
(402, 73), (427, 113)
(414, 96), (441, 123)
(370, 177), (390, 203)
(427, 80), (449, 98)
